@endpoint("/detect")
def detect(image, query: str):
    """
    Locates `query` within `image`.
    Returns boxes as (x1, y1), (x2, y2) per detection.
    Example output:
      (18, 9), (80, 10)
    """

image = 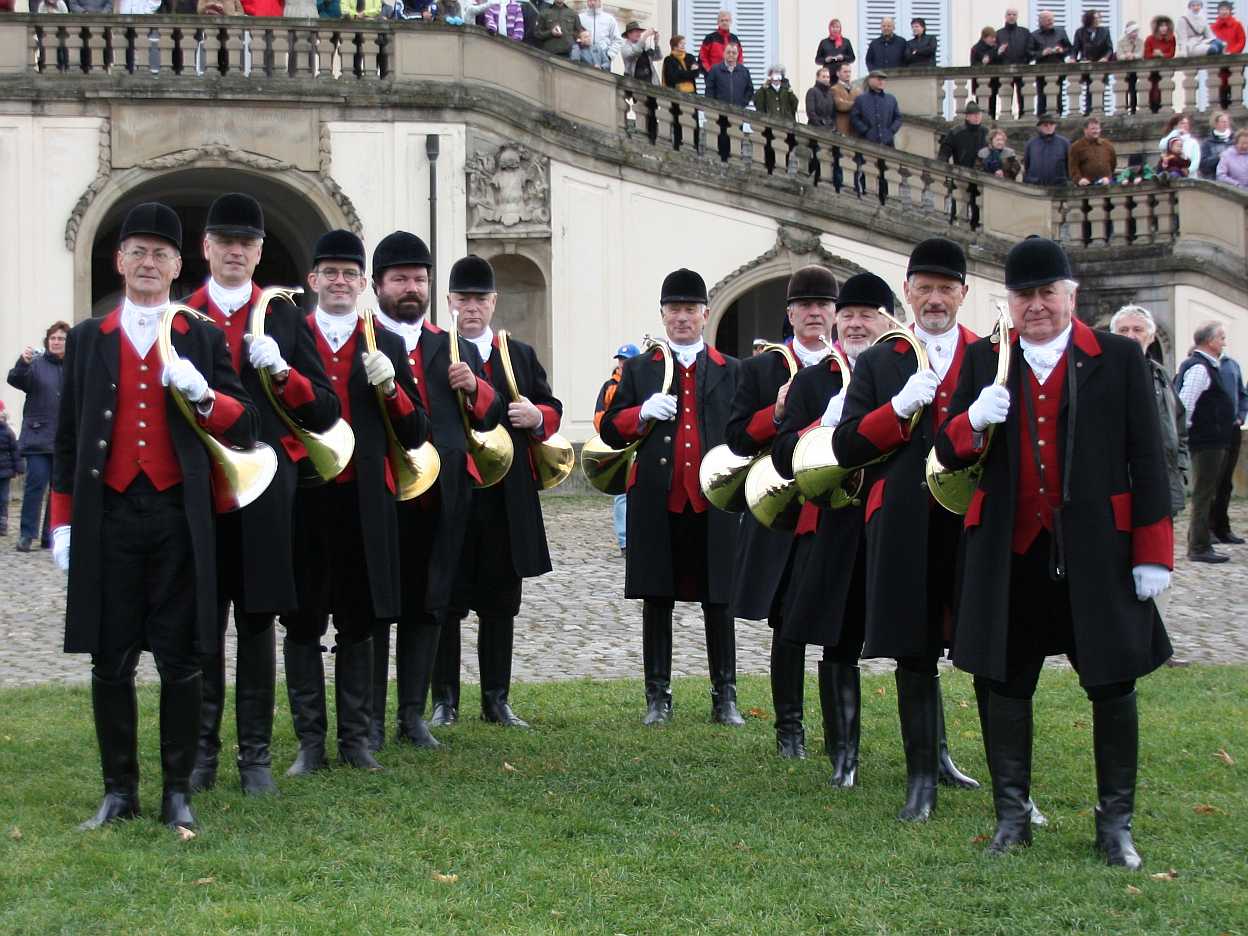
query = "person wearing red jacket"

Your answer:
(1213, 1), (1246, 52)
(242, 0), (284, 14)
(698, 8), (744, 73)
